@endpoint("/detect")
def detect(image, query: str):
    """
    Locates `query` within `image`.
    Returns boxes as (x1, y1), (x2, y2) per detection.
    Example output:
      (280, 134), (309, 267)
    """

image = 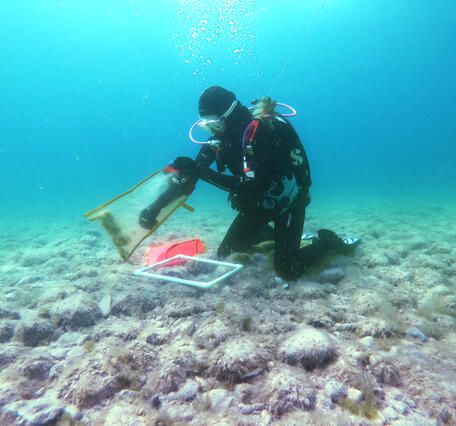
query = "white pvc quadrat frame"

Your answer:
(133, 255), (243, 289)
